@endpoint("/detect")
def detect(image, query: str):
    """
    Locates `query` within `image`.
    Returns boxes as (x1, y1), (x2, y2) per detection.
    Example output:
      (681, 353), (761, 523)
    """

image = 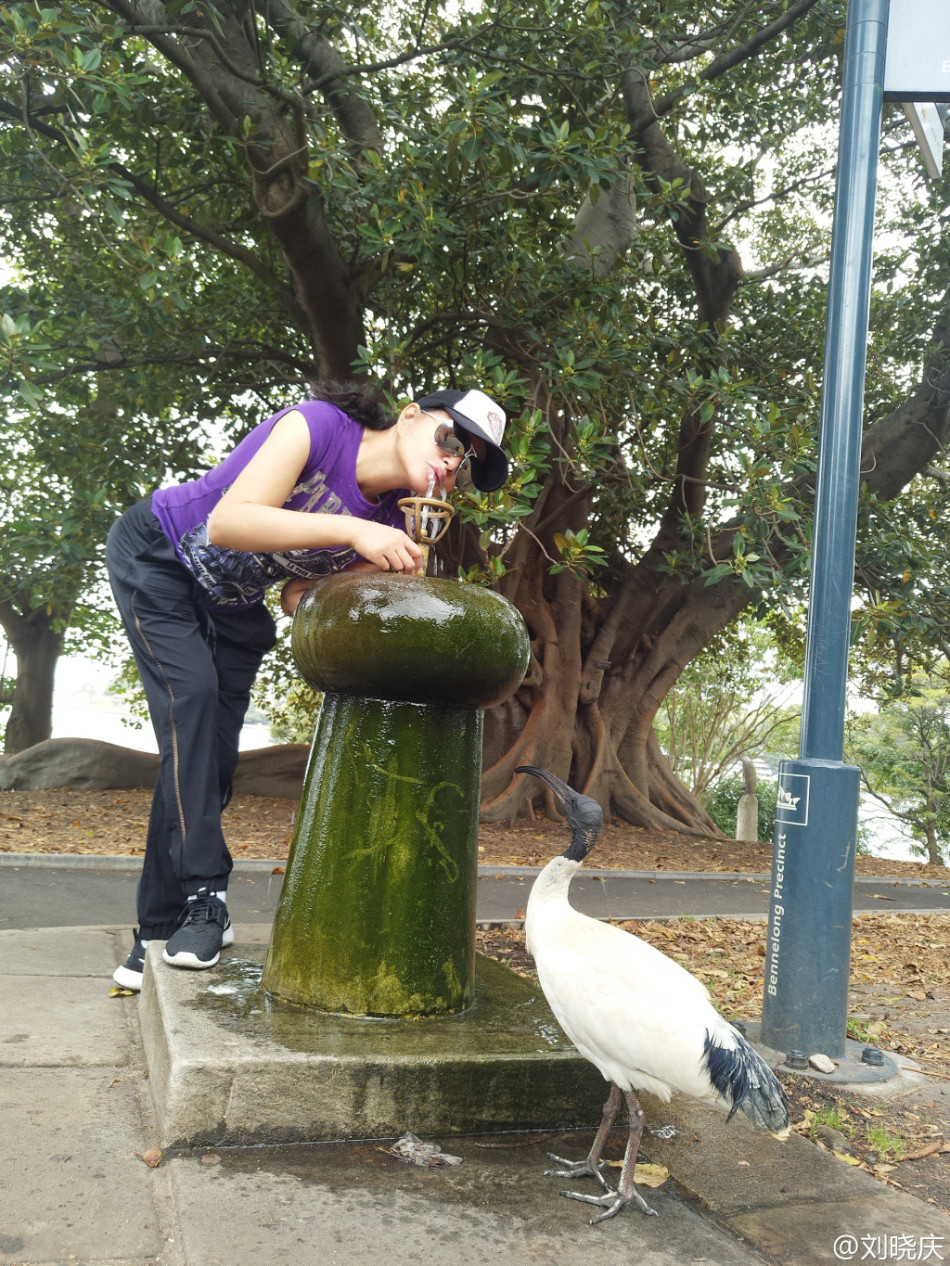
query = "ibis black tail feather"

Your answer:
(703, 1030), (791, 1138)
